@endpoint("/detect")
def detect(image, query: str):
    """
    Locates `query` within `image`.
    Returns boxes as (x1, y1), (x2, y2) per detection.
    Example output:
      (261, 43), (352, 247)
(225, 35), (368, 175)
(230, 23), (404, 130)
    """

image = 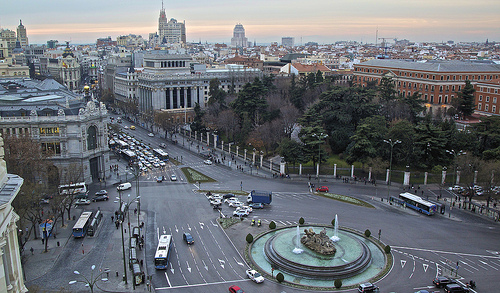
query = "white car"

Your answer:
(75, 199), (90, 205)
(170, 174), (177, 181)
(159, 161), (166, 167)
(229, 201), (243, 208)
(210, 199), (222, 206)
(239, 205), (252, 213)
(148, 133), (154, 137)
(225, 197), (238, 204)
(246, 269), (264, 283)
(117, 182), (132, 191)
(233, 210), (249, 217)
(204, 159), (213, 165)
